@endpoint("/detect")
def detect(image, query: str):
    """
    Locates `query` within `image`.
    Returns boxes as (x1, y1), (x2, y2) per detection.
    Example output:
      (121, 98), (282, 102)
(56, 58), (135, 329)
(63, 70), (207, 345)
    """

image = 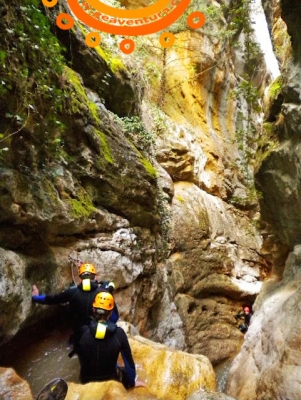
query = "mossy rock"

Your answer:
(58, 21), (138, 116)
